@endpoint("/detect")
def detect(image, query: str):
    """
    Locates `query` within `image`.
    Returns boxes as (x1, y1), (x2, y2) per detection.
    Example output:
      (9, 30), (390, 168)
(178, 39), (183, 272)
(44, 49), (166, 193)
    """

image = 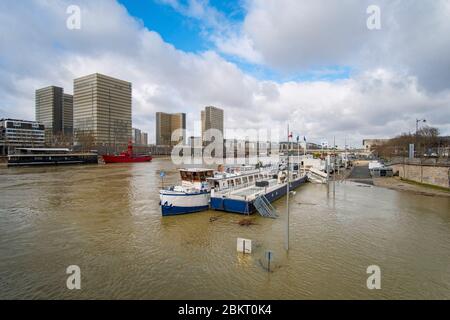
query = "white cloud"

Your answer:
(218, 0), (450, 92)
(0, 0), (449, 148)
(213, 33), (263, 64)
(241, 0), (369, 68)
